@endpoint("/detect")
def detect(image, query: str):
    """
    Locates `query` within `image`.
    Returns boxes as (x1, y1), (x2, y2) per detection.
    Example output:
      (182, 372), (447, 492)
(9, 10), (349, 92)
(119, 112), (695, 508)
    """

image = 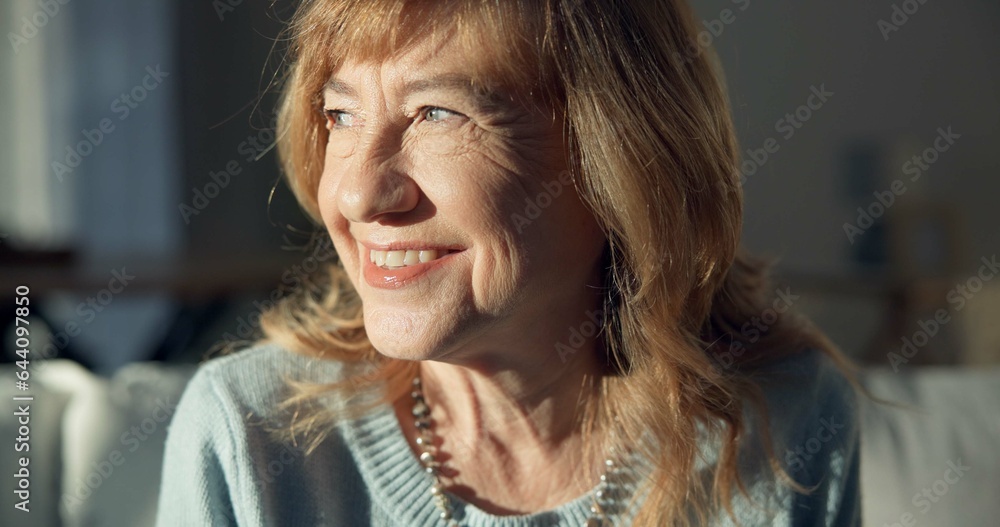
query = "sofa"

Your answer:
(1, 359), (998, 526)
